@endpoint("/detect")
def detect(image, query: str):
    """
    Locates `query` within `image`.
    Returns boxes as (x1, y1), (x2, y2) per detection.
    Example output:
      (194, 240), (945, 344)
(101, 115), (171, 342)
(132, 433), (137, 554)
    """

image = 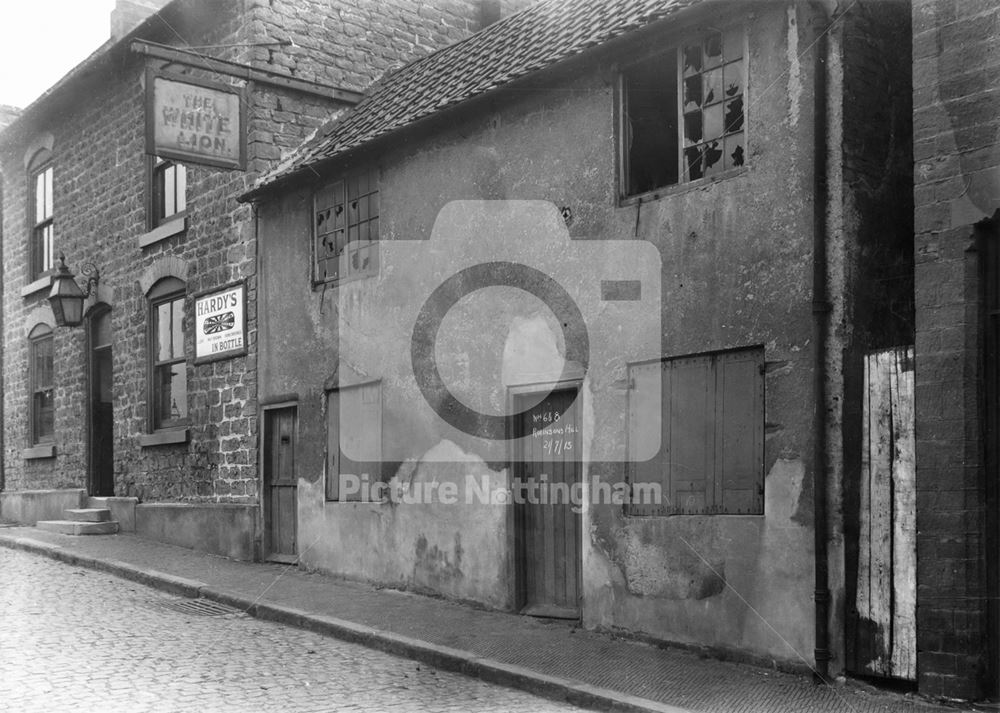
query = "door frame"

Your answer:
(506, 378), (584, 616)
(86, 304), (113, 497)
(259, 400), (299, 563)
